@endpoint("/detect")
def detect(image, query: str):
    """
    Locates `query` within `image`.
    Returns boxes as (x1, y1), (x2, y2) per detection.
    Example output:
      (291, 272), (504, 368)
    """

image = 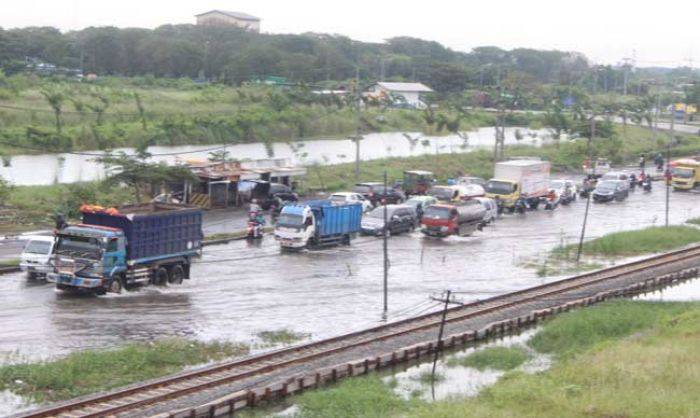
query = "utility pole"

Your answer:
(353, 66), (362, 181)
(666, 106), (675, 227)
(382, 171), (389, 314)
(429, 290), (461, 400)
(576, 117), (596, 263)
